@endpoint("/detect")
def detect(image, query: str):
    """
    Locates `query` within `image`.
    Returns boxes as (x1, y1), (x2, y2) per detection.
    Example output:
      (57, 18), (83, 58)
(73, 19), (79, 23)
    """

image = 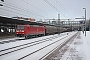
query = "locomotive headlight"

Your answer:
(22, 33), (24, 34)
(16, 30), (19, 32)
(21, 30), (24, 32)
